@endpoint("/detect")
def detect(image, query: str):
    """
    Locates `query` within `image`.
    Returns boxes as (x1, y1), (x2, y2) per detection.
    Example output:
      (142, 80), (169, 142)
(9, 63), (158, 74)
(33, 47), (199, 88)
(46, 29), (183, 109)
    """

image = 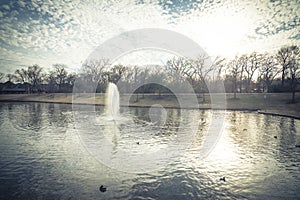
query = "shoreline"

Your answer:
(0, 93), (299, 120)
(257, 110), (300, 120)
